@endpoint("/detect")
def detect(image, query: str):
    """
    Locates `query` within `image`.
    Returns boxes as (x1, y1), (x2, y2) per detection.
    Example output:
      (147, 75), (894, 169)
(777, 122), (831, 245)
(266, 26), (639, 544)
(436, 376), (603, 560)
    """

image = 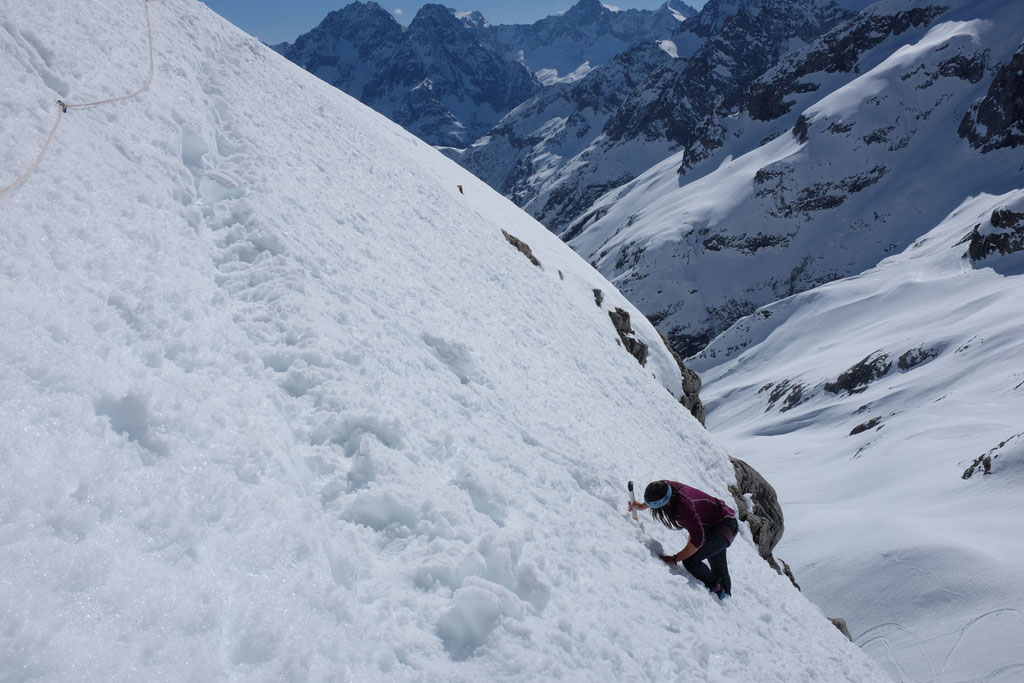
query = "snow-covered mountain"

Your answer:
(447, 41), (675, 207)
(689, 188), (1024, 683)
(275, 0), (698, 147)
(508, 0), (855, 234)
(472, 0), (698, 85)
(0, 0), (886, 679)
(568, 0), (1024, 357)
(275, 2), (540, 147)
